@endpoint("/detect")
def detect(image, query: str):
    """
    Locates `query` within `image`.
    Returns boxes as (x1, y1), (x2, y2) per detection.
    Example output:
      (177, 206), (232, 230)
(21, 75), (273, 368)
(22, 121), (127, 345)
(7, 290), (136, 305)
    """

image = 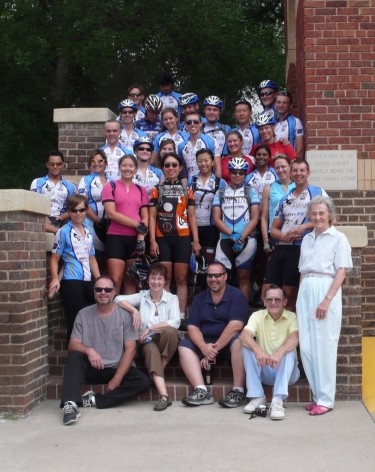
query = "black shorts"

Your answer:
(157, 235), (191, 264)
(179, 333), (240, 361)
(198, 225), (219, 249)
(264, 245), (301, 288)
(105, 234), (137, 262)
